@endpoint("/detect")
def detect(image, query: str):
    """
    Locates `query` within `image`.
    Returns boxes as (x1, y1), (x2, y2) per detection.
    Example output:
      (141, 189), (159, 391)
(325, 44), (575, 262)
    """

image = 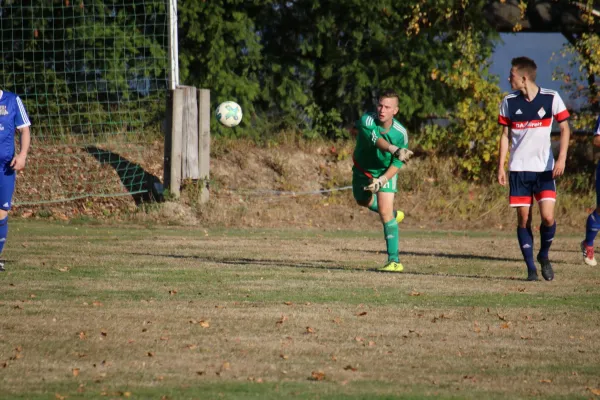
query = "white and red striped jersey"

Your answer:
(498, 88), (569, 172)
